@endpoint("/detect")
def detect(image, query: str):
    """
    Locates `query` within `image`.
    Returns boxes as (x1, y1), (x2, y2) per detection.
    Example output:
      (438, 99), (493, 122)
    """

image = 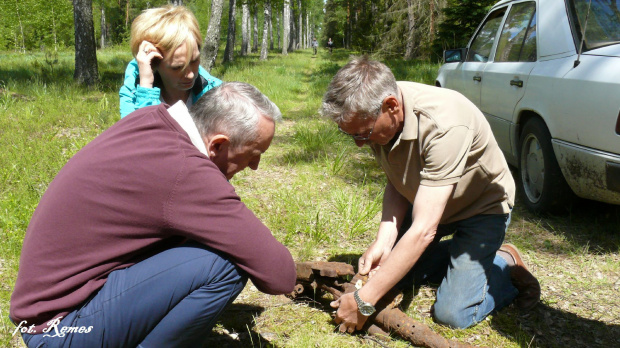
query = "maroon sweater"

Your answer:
(10, 105), (296, 331)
